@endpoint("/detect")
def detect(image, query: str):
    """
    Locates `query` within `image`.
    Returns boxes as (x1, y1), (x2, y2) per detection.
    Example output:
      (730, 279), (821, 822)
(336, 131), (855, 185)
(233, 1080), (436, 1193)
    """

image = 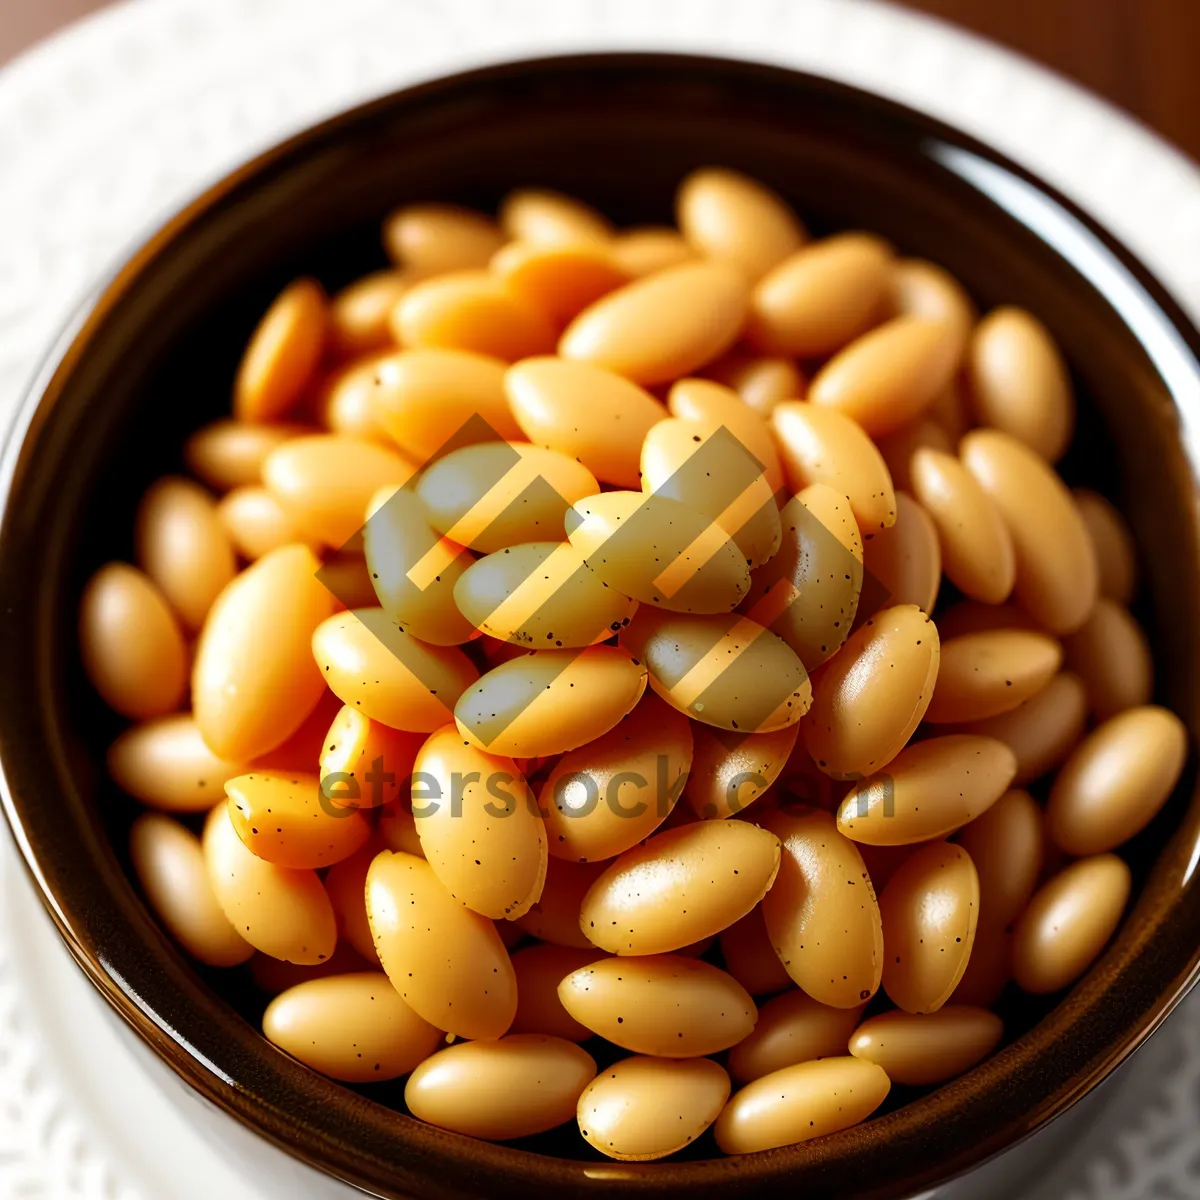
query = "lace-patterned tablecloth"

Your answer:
(1, 1), (1200, 1196)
